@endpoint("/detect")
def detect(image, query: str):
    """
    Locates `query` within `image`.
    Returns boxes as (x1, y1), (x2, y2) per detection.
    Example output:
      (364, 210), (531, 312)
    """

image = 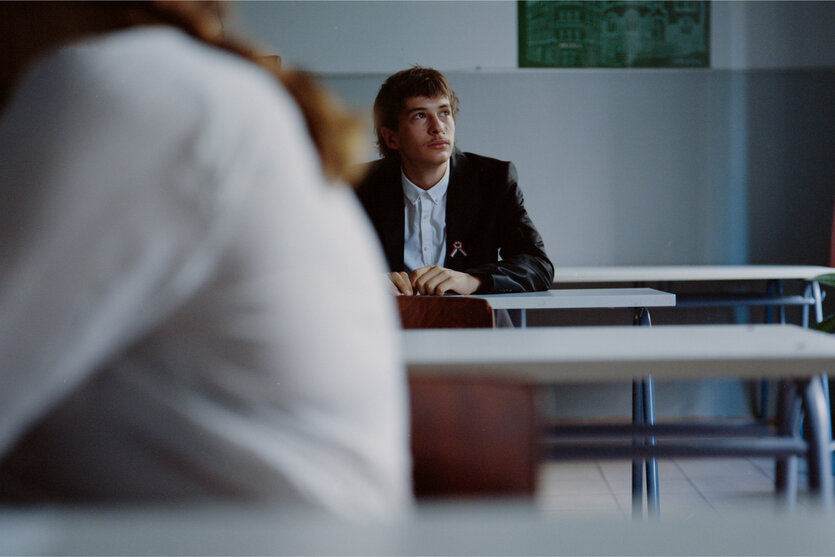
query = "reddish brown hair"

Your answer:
(151, 2), (366, 183)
